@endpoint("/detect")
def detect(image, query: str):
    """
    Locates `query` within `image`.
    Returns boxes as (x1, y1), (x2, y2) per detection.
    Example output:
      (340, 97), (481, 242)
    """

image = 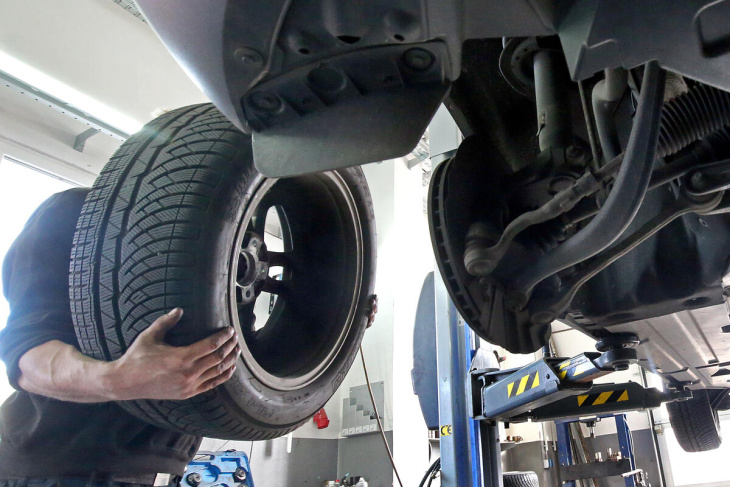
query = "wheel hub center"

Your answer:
(236, 233), (269, 303)
(237, 251), (259, 286)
